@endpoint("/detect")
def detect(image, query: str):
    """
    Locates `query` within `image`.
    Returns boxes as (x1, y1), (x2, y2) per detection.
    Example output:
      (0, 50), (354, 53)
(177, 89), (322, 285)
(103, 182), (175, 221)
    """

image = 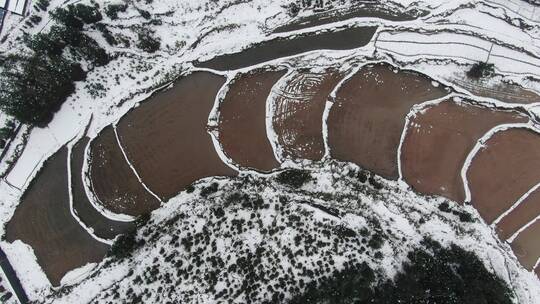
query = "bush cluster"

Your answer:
(137, 29), (161, 53)
(467, 62), (495, 79)
(276, 169), (311, 188)
(105, 3), (128, 20)
(291, 238), (513, 304)
(0, 3), (108, 126)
